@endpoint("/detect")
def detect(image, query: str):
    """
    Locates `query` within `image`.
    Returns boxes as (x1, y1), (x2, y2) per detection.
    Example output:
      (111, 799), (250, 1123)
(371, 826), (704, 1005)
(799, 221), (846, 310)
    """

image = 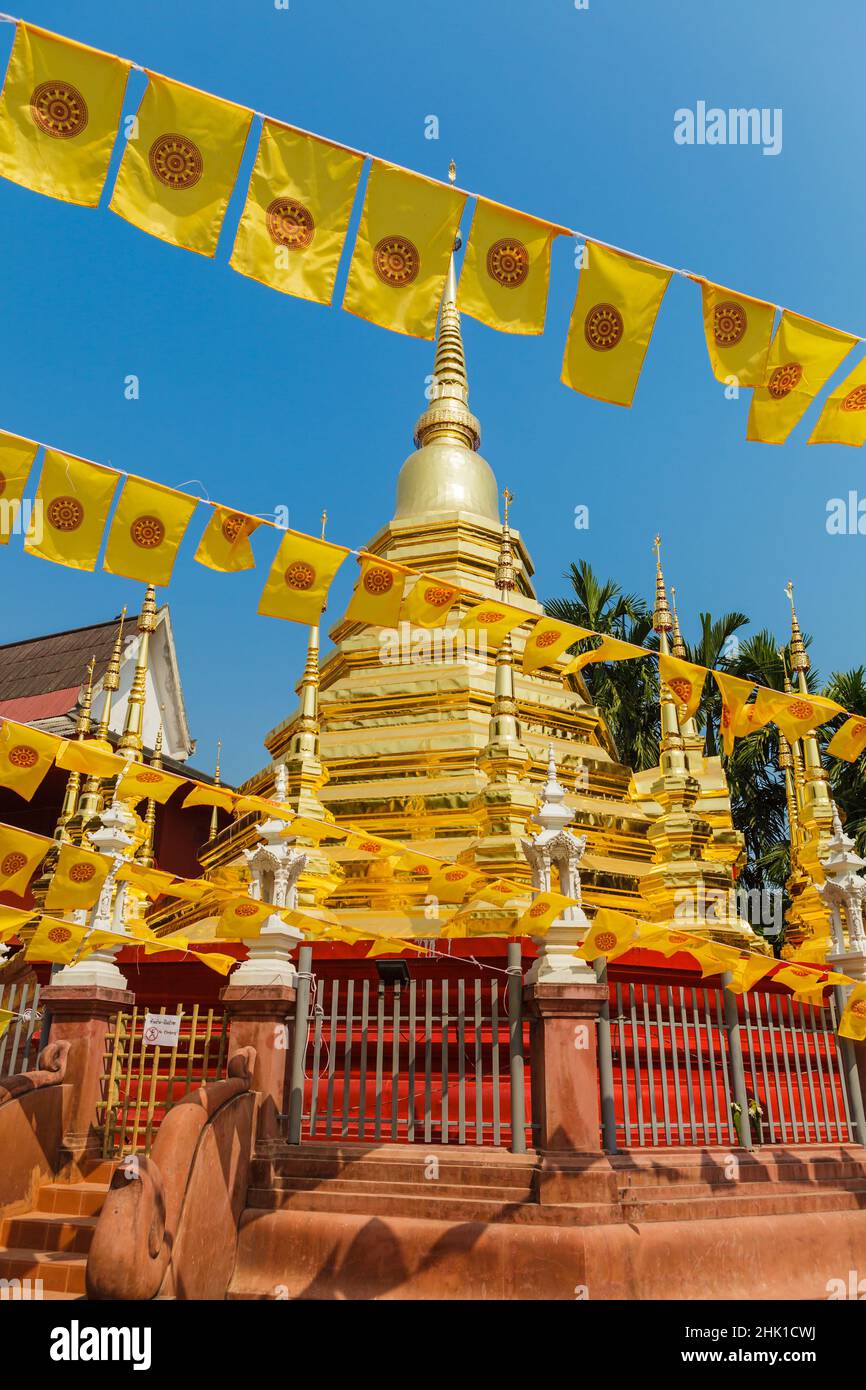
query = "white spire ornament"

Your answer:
(522, 749), (593, 984)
